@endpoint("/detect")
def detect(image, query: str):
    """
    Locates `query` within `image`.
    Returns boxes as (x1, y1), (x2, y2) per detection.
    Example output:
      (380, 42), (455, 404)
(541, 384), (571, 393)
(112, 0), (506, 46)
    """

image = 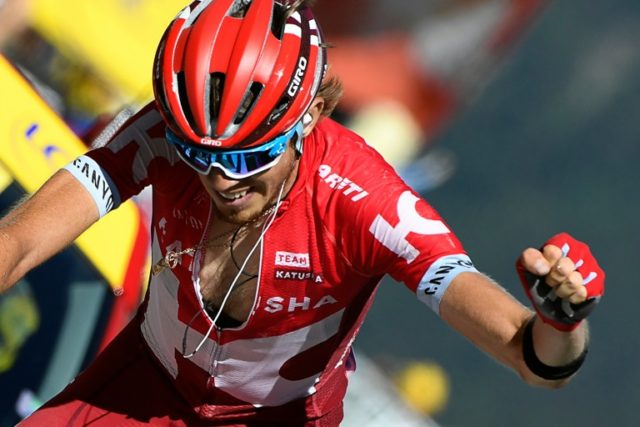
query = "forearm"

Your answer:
(518, 315), (589, 387)
(0, 198), (39, 290)
(0, 170), (100, 292)
(440, 272), (589, 388)
(531, 315), (588, 366)
(0, 228), (23, 290)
